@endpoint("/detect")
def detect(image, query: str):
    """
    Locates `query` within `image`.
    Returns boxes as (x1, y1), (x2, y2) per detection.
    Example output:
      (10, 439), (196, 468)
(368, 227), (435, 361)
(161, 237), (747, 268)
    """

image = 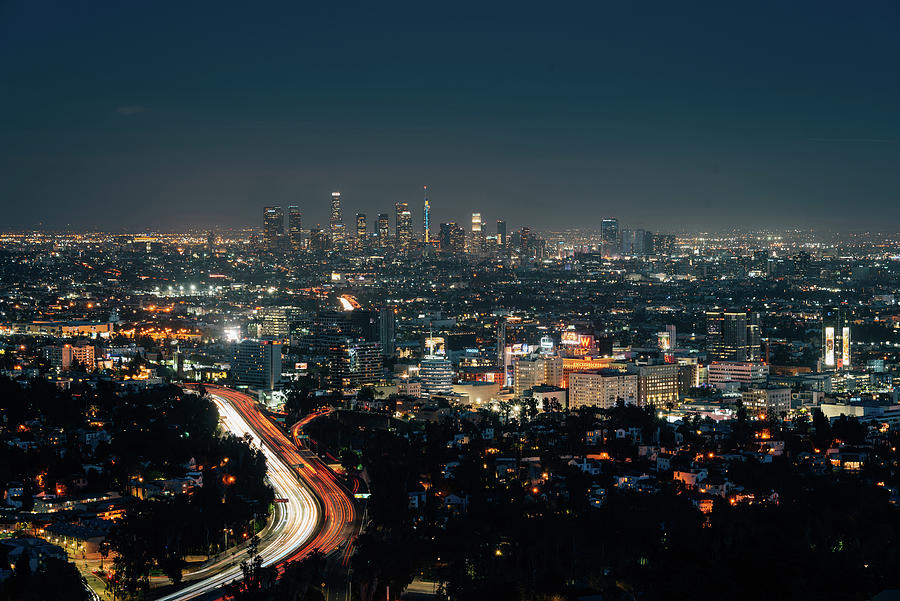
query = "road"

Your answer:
(155, 384), (330, 600)
(290, 409), (360, 568)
